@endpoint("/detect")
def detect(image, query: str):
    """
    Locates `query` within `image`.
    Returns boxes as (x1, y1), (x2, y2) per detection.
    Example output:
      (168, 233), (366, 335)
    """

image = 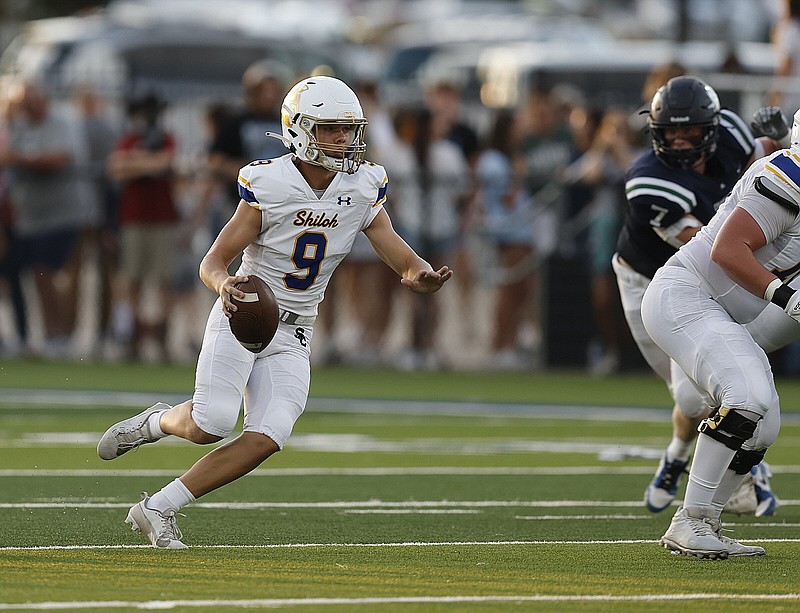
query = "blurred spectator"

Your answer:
(423, 77), (480, 309)
(517, 84), (575, 259)
(0, 167), (26, 356)
(0, 81), (86, 356)
(563, 108), (642, 376)
(474, 109), (537, 370)
(0, 92), (27, 356)
(192, 103), (237, 238)
(168, 102), (234, 362)
(769, 0), (800, 115)
(424, 78), (480, 165)
(315, 80), (400, 367)
(70, 85), (121, 356)
(640, 61), (687, 107)
(106, 93), (179, 361)
(208, 59), (289, 187)
(561, 102), (603, 246)
(389, 107), (470, 370)
(207, 59), (289, 278)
